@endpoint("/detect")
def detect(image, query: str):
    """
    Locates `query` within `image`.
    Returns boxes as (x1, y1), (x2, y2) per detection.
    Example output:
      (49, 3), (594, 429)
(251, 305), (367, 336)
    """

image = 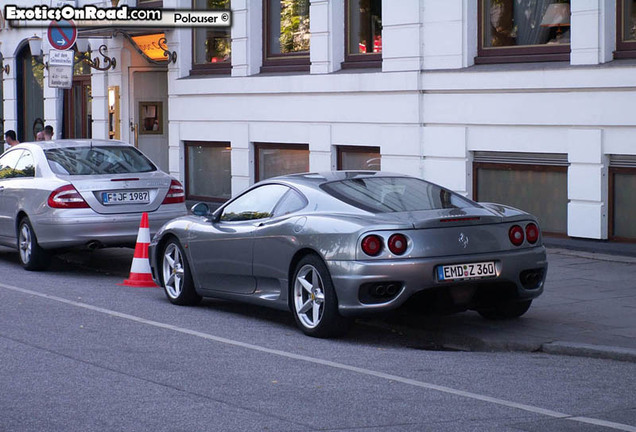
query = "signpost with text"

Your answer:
(48, 49), (74, 89)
